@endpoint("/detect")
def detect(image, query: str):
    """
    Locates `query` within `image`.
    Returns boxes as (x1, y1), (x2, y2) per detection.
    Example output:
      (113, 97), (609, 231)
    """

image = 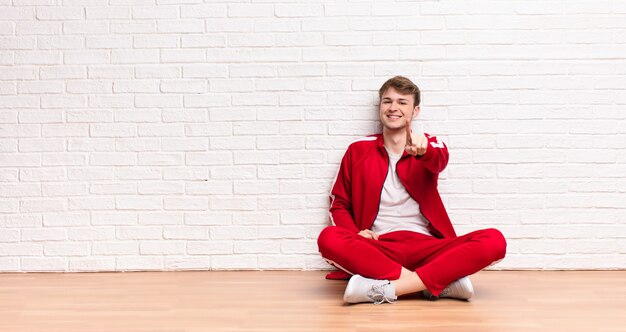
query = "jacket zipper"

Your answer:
(370, 148), (389, 229)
